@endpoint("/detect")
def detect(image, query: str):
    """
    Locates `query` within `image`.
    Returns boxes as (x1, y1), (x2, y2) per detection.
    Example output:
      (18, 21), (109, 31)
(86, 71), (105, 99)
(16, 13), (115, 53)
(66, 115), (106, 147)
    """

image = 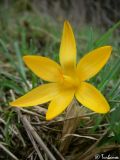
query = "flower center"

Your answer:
(61, 74), (80, 89)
